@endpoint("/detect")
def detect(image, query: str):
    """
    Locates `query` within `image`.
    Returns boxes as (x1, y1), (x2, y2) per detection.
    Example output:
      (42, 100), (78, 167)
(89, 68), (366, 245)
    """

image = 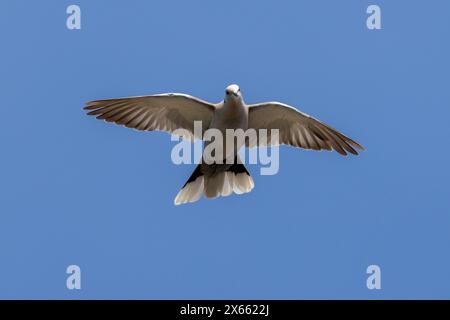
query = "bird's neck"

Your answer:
(222, 101), (242, 122)
(224, 98), (244, 114)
